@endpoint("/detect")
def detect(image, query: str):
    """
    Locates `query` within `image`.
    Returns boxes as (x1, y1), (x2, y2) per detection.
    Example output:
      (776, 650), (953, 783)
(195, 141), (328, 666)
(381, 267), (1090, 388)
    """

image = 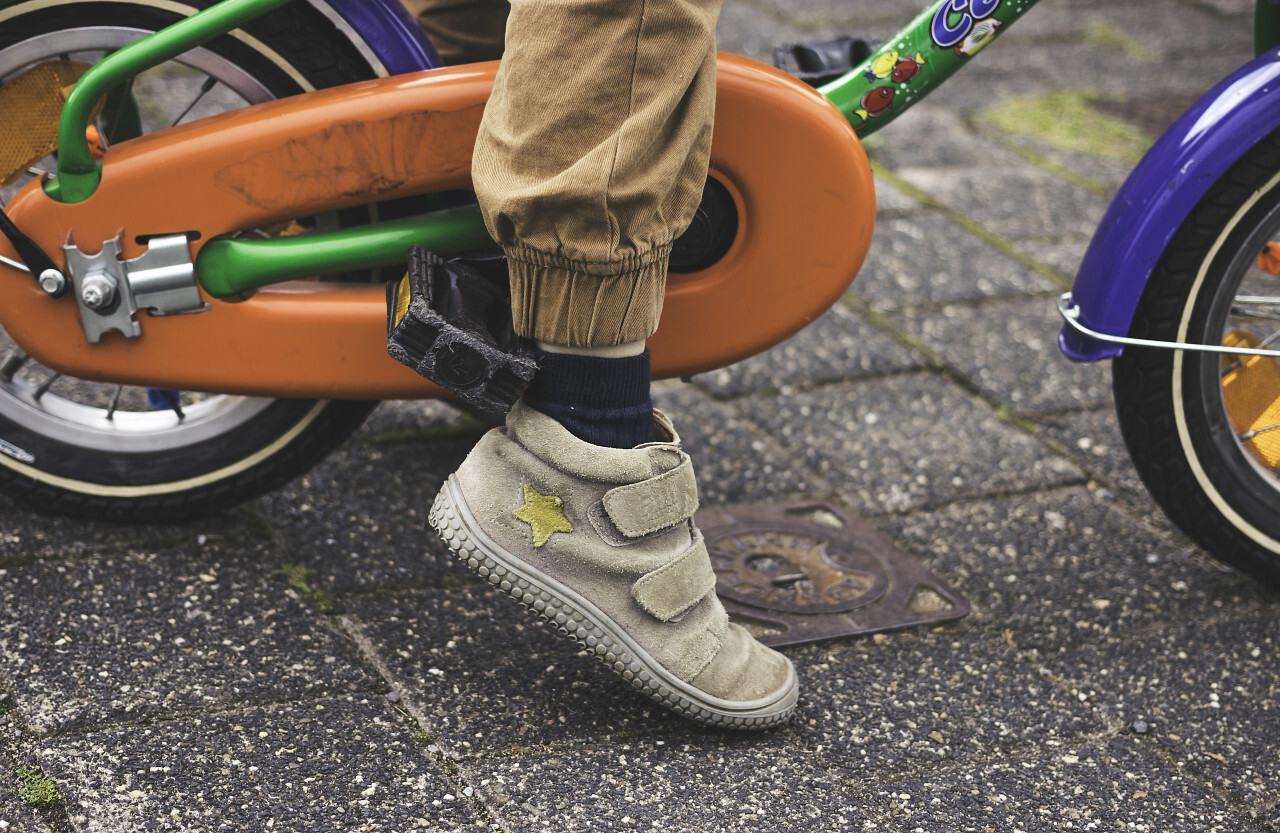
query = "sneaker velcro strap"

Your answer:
(632, 531), (717, 622)
(602, 455), (699, 538)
